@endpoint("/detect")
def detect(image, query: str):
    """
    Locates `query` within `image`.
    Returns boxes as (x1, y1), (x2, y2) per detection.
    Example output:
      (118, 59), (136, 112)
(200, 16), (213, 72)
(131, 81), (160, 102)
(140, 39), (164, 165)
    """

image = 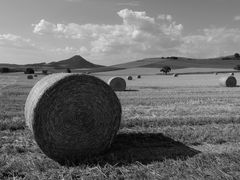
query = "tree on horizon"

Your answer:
(160, 66), (171, 75)
(234, 53), (240, 59)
